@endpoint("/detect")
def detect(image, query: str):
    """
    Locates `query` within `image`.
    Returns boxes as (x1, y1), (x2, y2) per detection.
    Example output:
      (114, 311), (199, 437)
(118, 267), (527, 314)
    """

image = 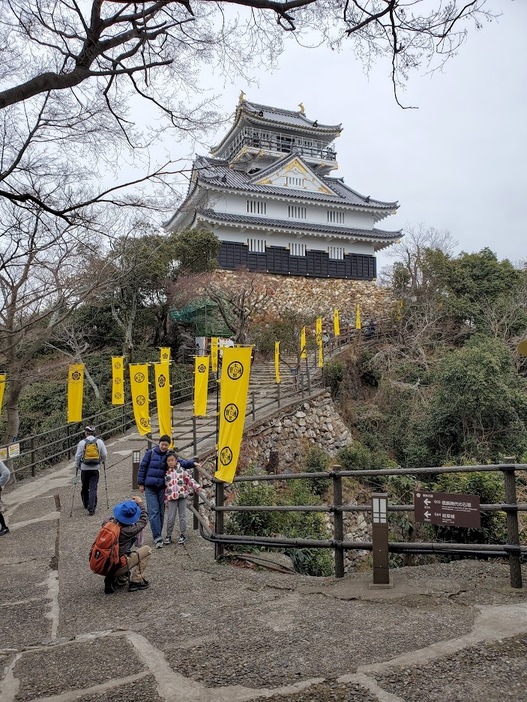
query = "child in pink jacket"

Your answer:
(163, 451), (204, 544)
